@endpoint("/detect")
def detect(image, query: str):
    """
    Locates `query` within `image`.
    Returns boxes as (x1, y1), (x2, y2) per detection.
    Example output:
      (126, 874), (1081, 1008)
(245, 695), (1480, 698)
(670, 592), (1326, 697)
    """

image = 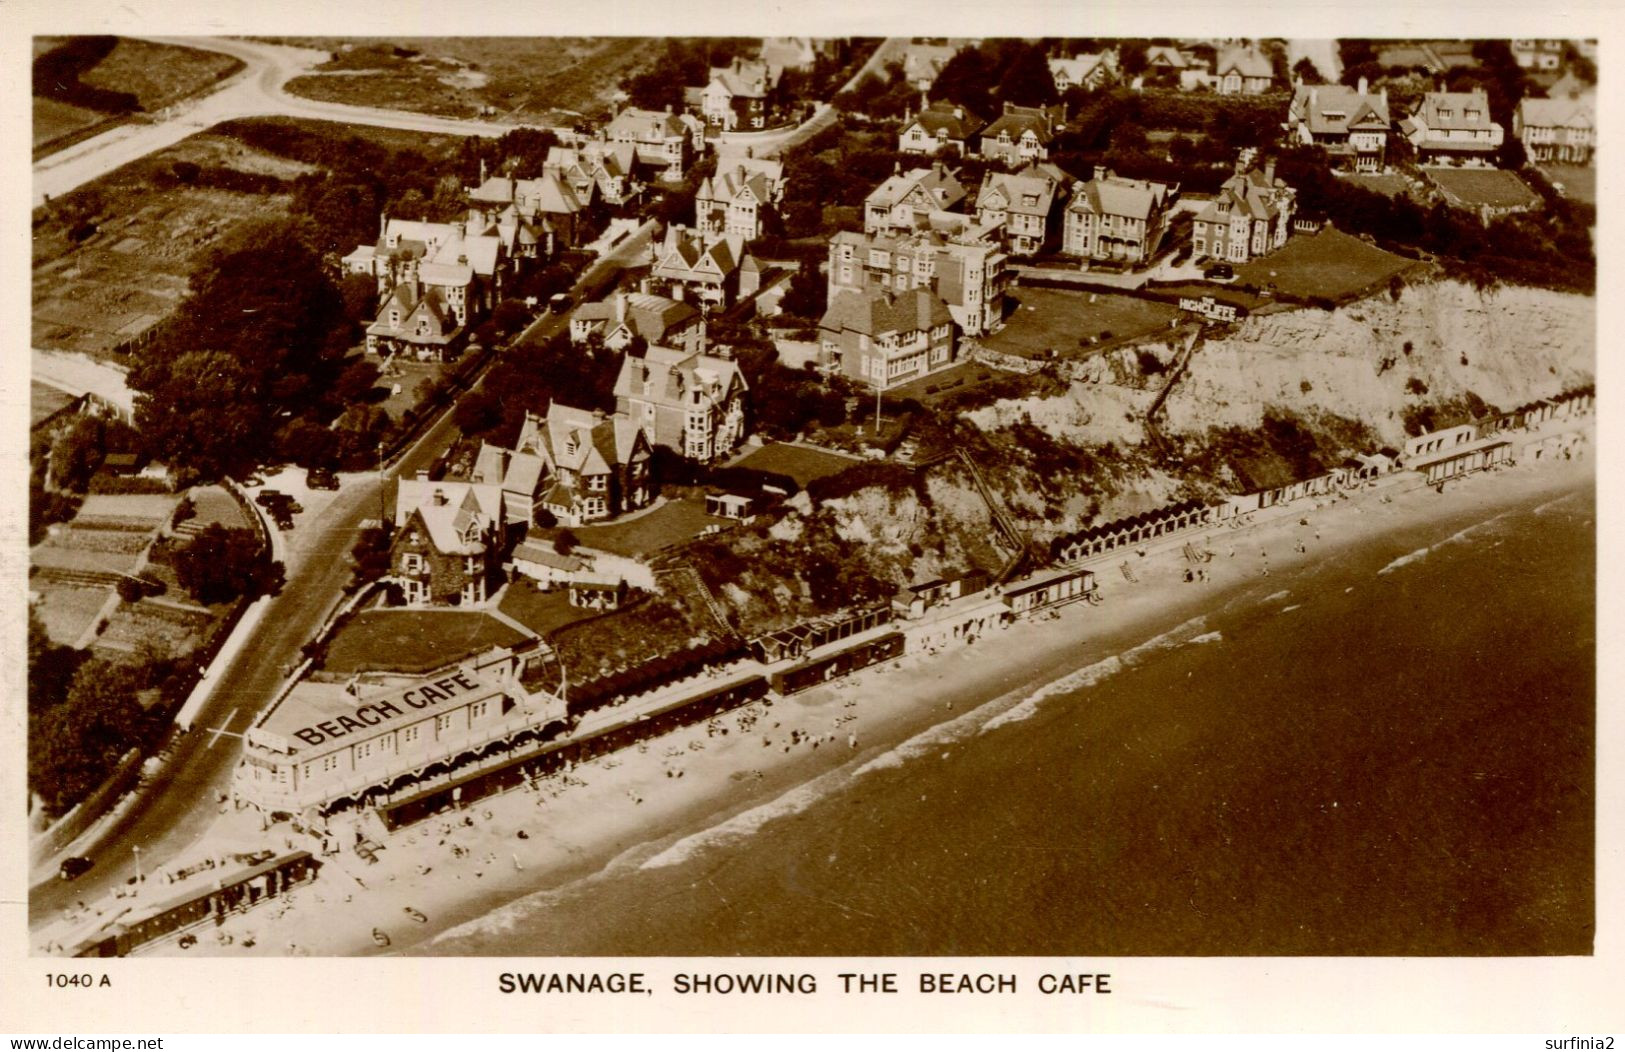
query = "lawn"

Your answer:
(1540, 164), (1595, 206)
(982, 288), (1181, 360)
(1233, 227), (1414, 303)
(322, 609), (530, 677)
(1423, 167), (1541, 212)
(733, 442), (862, 488)
(1341, 171), (1418, 200)
(274, 38), (669, 124)
(497, 578), (601, 637)
(371, 355), (448, 422)
(573, 498), (730, 558)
